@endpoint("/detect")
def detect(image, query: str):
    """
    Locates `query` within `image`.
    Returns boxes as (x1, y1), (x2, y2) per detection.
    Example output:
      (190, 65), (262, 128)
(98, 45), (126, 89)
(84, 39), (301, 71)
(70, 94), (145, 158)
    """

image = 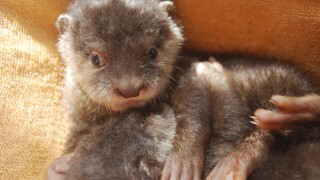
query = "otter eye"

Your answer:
(148, 47), (158, 60)
(90, 52), (106, 68)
